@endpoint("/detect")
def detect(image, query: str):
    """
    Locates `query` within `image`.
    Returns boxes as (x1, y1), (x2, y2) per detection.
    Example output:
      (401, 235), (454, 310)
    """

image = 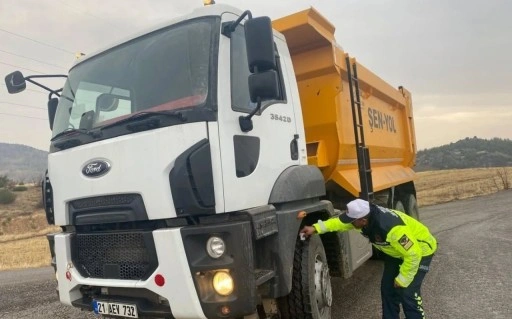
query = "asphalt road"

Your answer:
(0, 190), (511, 319)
